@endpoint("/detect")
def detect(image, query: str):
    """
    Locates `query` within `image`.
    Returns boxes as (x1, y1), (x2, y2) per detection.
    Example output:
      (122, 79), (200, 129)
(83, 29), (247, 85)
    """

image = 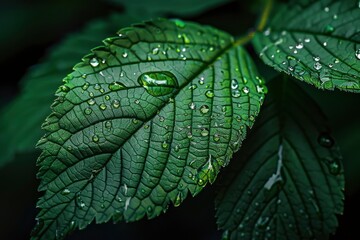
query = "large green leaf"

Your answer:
(215, 78), (344, 239)
(32, 19), (266, 239)
(0, 13), (139, 168)
(252, 0), (360, 92)
(107, 0), (233, 17)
